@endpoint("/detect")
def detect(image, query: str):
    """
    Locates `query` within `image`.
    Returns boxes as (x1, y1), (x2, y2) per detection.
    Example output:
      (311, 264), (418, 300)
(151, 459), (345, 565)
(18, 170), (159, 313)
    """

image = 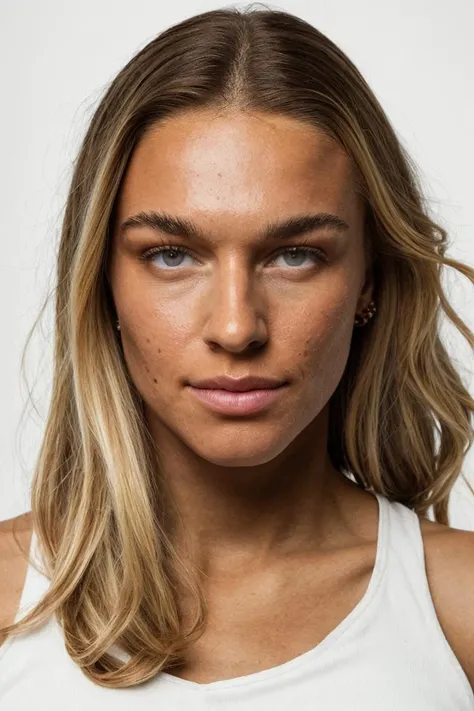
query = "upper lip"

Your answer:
(188, 376), (286, 391)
